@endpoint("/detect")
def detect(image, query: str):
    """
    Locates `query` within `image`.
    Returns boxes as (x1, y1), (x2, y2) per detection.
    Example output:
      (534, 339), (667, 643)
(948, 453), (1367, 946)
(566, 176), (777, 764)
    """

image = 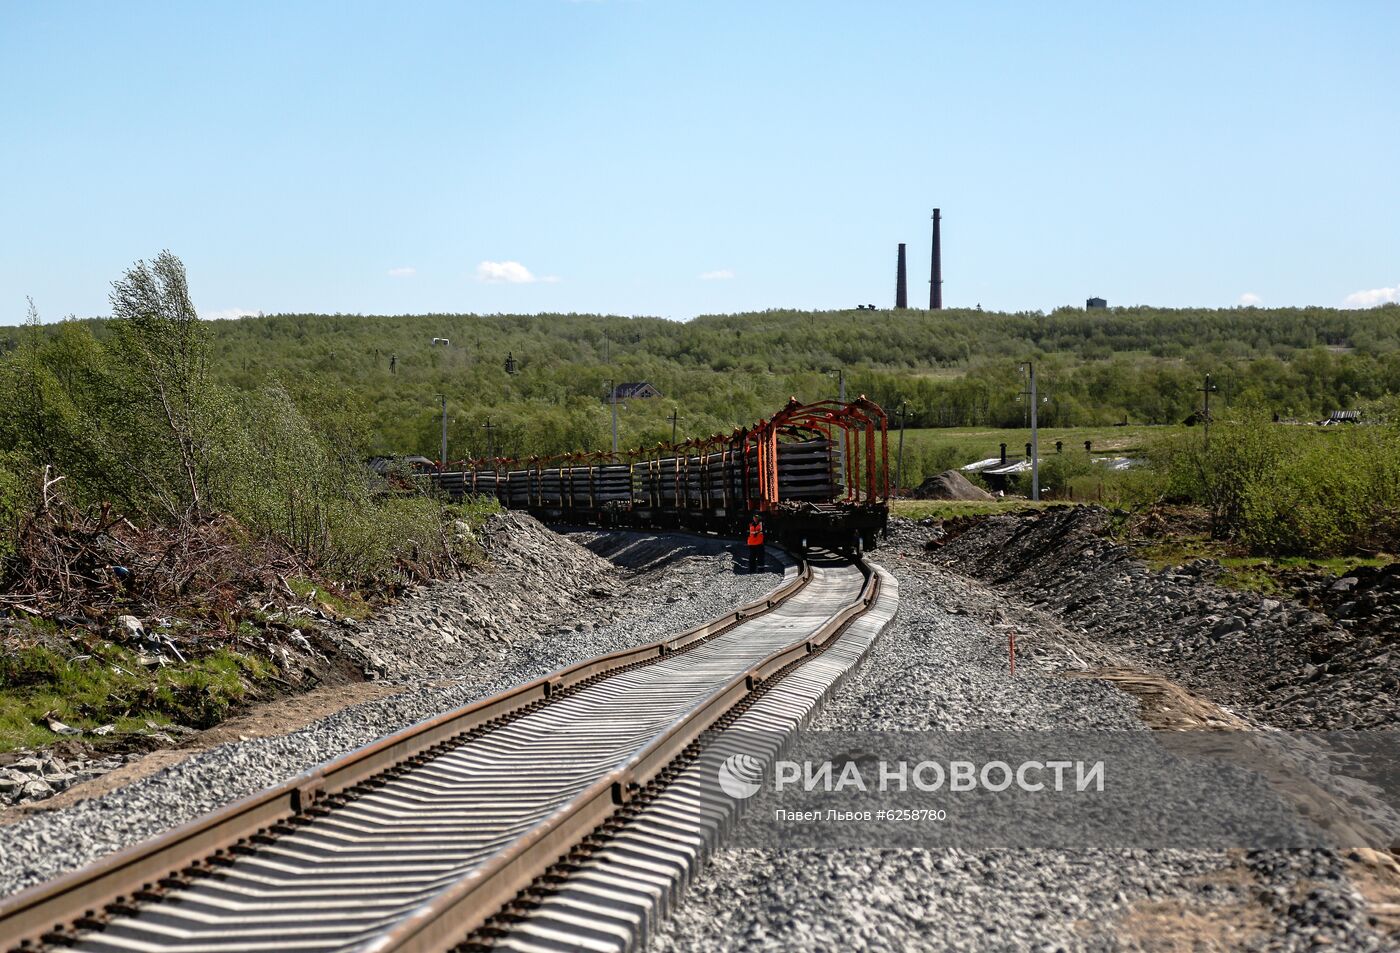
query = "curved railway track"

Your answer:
(1, 552), (887, 953)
